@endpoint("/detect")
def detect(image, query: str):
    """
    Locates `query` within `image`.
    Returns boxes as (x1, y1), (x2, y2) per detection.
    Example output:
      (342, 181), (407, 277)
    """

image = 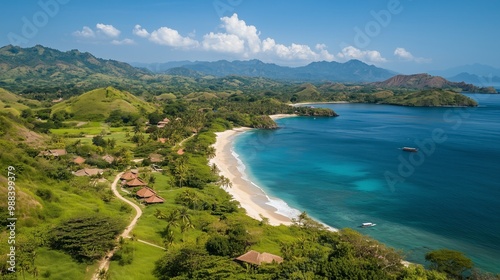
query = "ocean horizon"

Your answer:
(233, 93), (500, 273)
